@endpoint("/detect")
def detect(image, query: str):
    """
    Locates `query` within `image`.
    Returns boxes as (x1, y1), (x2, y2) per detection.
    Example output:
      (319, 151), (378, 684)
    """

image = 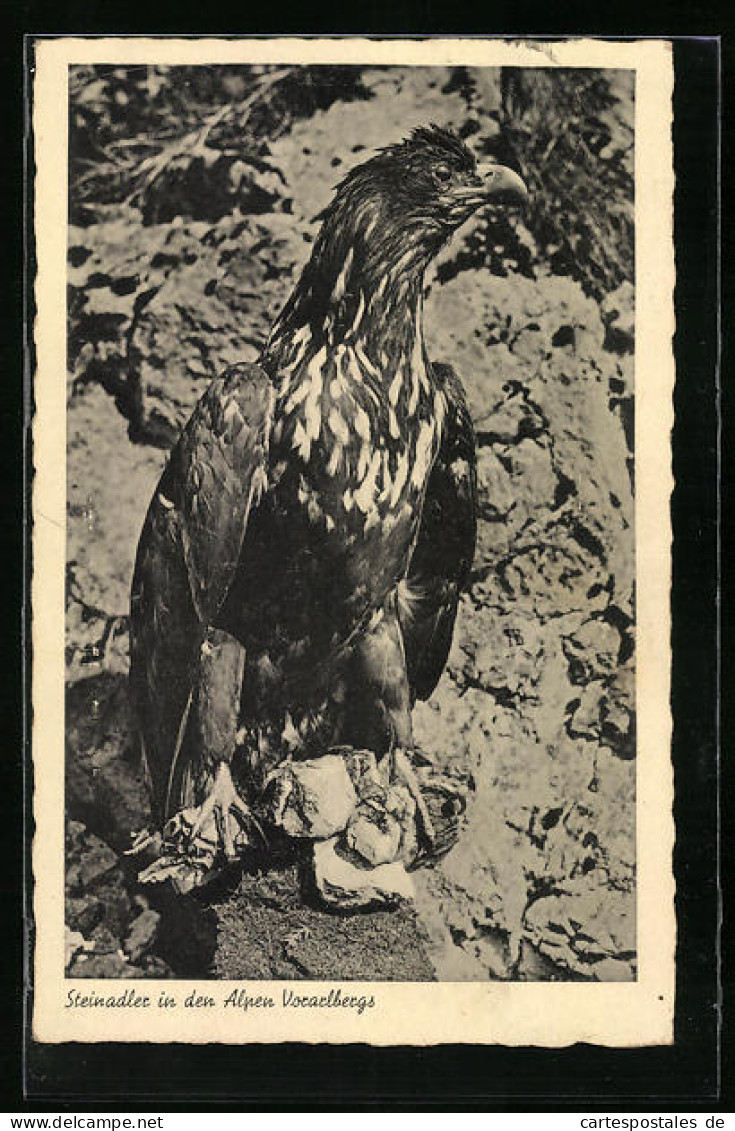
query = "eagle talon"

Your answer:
(183, 761), (253, 861)
(125, 827), (161, 857)
(406, 779), (466, 869)
(389, 747), (437, 846)
(135, 765), (256, 890)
